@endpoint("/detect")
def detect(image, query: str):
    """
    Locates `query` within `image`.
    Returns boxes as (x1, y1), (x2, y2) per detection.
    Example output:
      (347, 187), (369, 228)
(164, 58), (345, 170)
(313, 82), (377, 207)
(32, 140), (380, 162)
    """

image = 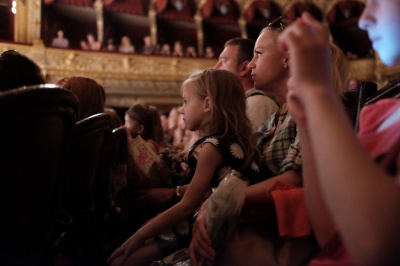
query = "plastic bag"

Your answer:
(203, 169), (248, 264)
